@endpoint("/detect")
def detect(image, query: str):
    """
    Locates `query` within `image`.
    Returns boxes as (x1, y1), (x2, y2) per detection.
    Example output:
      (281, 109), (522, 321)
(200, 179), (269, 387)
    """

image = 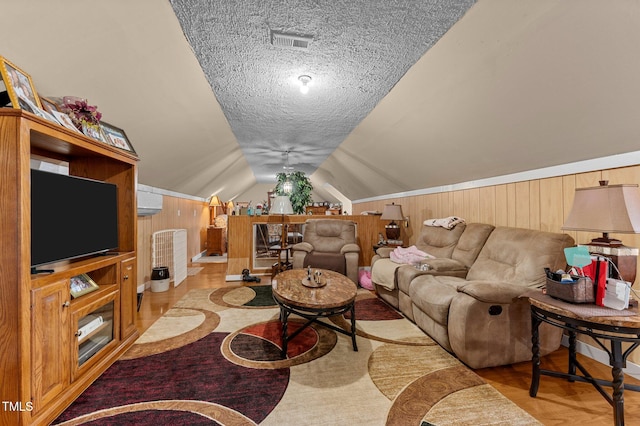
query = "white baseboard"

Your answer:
(226, 274), (243, 281)
(561, 335), (640, 380)
(191, 251), (207, 263)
